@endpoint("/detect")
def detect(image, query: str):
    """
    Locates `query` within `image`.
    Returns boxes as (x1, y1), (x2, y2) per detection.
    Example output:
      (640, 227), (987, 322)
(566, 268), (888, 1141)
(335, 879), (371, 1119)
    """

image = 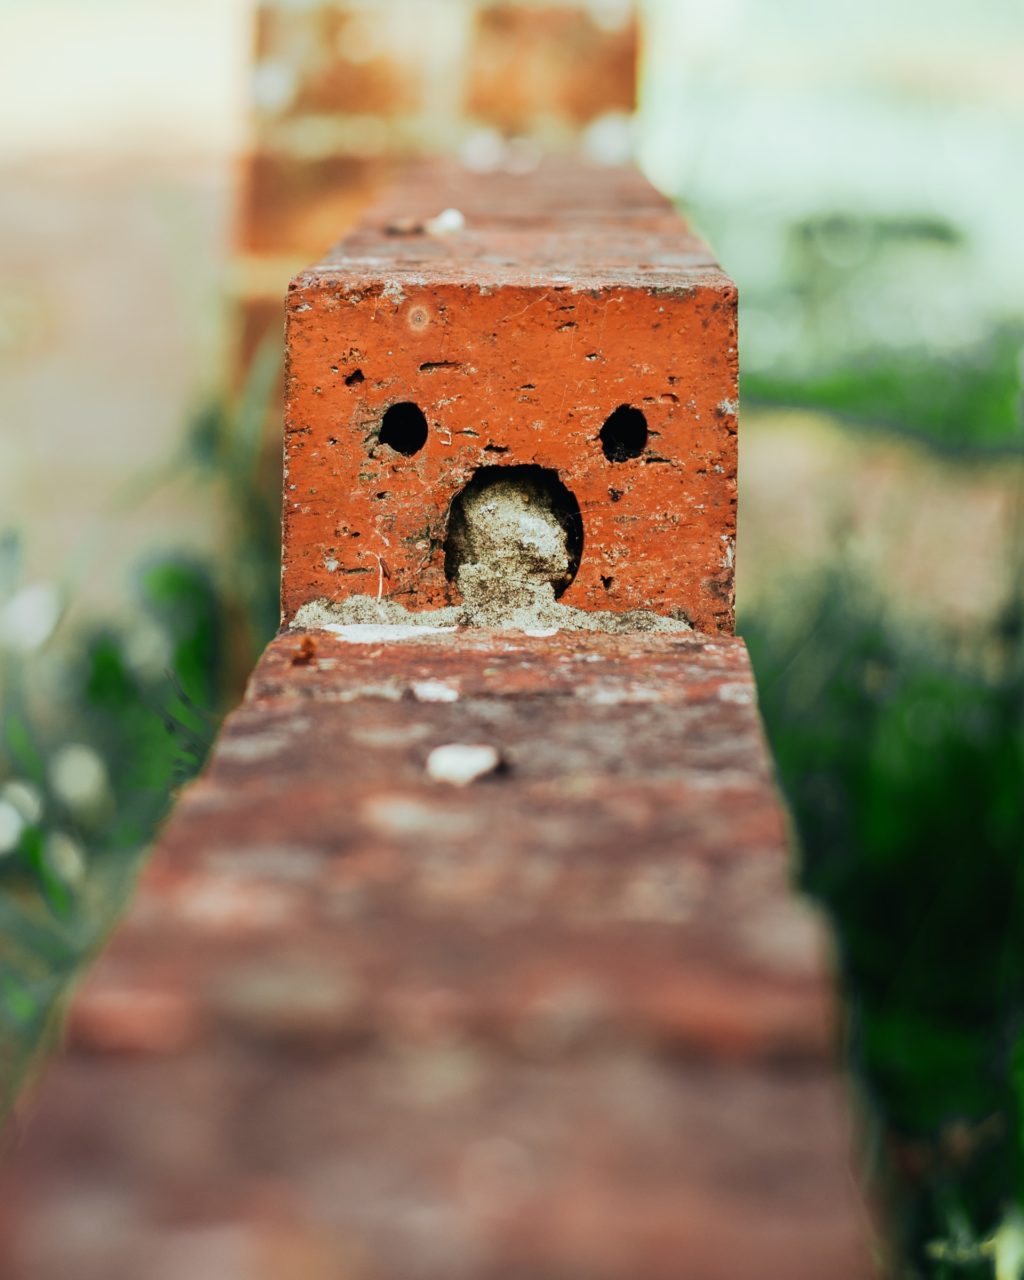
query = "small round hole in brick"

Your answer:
(380, 402), (428, 456)
(600, 405), (648, 462)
